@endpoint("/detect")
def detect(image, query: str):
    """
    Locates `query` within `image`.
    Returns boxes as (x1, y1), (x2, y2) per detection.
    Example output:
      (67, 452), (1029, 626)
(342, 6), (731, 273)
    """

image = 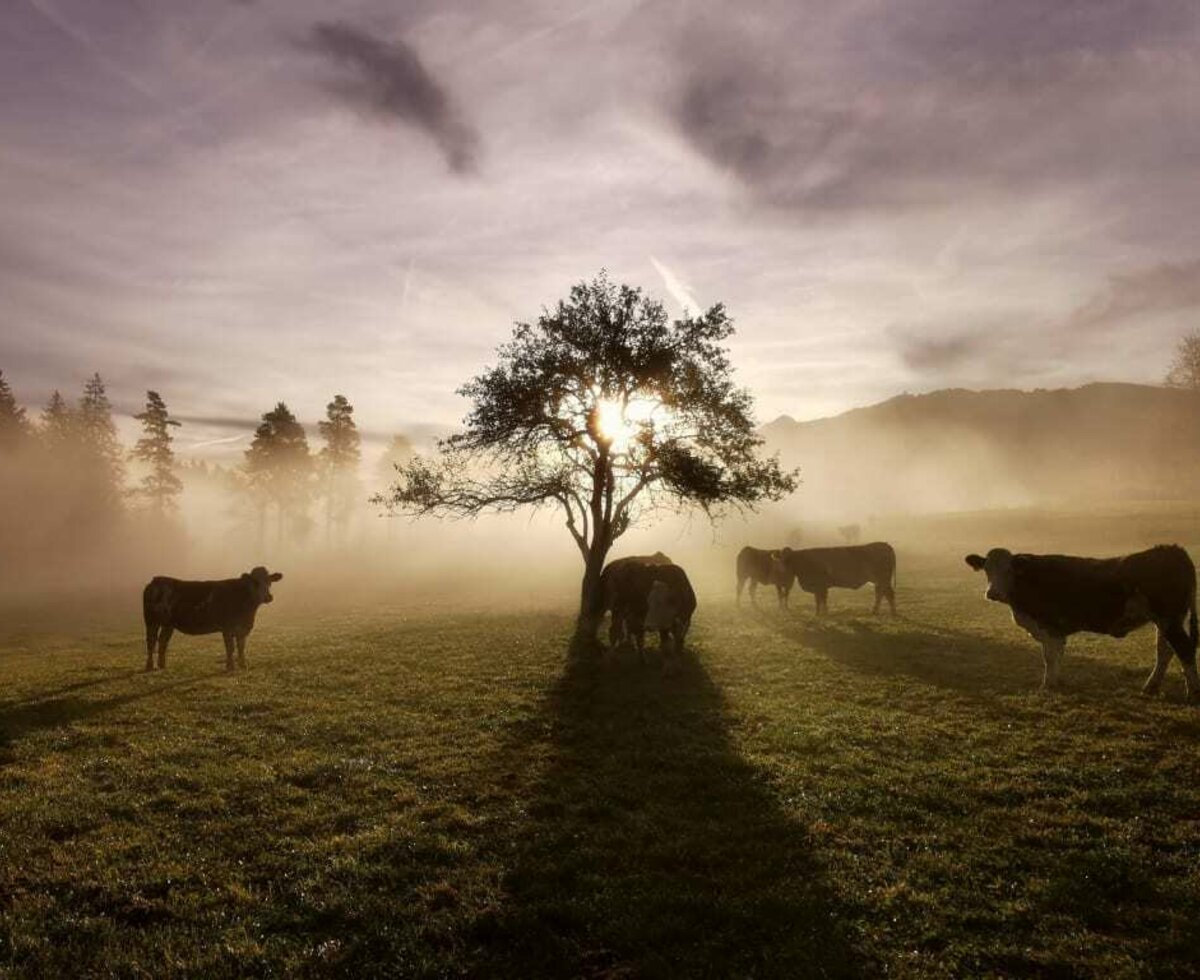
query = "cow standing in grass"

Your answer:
(595, 551), (672, 647)
(736, 546), (792, 608)
(782, 542), (897, 615)
(605, 561), (697, 667)
(142, 566), (283, 672)
(965, 545), (1199, 699)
